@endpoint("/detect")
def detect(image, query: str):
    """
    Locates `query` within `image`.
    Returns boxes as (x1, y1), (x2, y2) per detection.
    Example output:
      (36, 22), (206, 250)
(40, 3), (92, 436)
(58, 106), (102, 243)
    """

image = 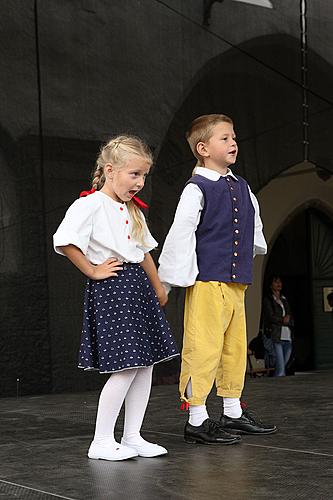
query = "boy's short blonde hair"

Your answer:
(186, 114), (233, 163)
